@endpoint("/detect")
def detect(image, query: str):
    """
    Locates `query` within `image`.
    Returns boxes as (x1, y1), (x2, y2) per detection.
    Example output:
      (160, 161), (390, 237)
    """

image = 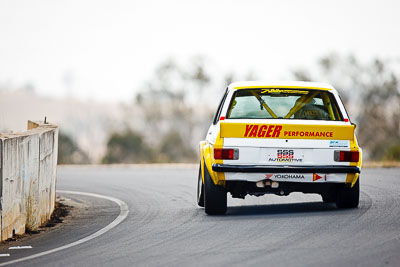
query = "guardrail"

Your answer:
(0, 121), (58, 241)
